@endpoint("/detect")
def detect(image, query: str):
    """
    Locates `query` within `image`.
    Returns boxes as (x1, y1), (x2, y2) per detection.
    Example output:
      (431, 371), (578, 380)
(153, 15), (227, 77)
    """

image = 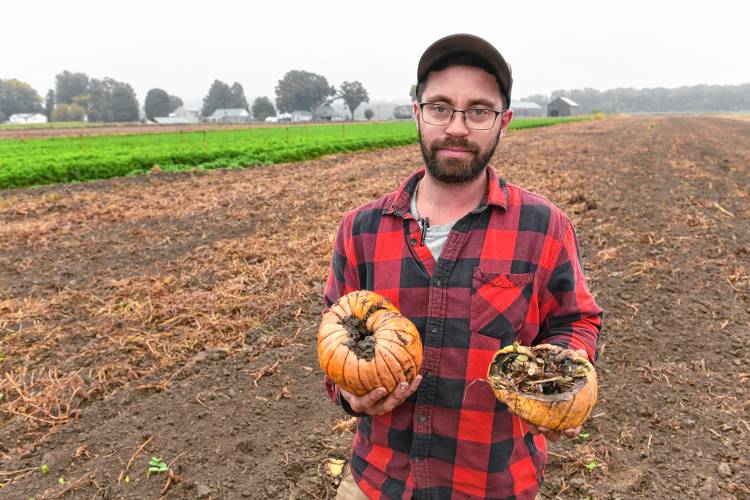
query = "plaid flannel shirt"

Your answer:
(323, 167), (603, 499)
